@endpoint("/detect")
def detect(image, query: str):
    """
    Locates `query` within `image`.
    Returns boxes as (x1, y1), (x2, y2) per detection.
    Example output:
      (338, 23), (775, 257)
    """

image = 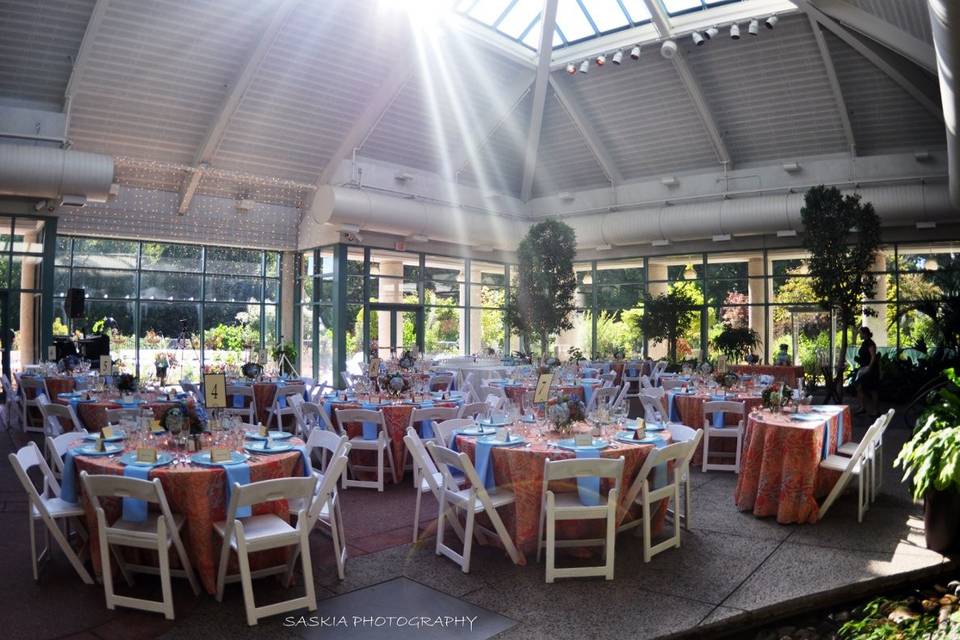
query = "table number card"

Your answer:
(136, 448), (158, 463)
(496, 427), (508, 441)
(95, 436), (106, 452)
(101, 426), (115, 439)
(210, 448), (232, 463)
(203, 373), (227, 409)
(368, 358), (381, 377)
(258, 423), (269, 437)
(574, 433), (593, 447)
(99, 355), (113, 375)
(47, 345), (57, 361)
(533, 373), (554, 404)
(150, 420), (165, 434)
